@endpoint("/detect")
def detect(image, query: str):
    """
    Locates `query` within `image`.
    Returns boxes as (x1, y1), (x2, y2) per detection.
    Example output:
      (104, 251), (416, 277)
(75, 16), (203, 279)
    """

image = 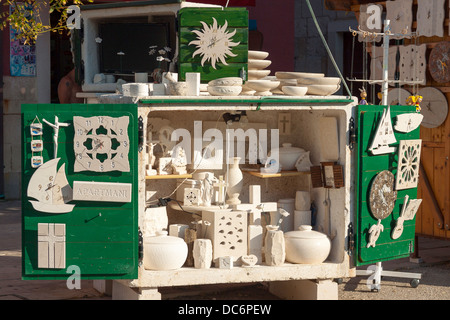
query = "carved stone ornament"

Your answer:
(386, 0), (413, 39)
(416, 0), (445, 38)
(369, 170), (397, 220)
(399, 44), (427, 86)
